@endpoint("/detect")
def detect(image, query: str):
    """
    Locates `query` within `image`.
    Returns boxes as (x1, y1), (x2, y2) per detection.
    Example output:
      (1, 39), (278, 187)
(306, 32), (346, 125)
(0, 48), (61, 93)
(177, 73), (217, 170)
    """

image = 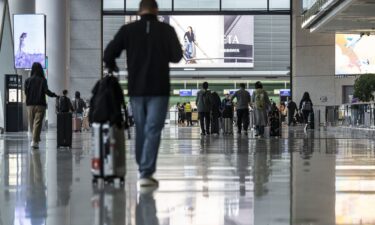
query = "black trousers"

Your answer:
(236, 109), (249, 132)
(288, 110), (296, 126)
(211, 112), (220, 134)
(199, 112), (211, 134)
(302, 110), (310, 124)
(185, 112), (192, 126)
